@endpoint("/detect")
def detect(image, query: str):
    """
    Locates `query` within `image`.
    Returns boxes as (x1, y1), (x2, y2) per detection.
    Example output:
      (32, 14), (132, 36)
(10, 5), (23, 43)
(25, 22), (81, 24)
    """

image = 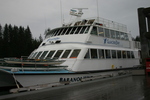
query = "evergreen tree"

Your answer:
(8, 24), (13, 57)
(24, 26), (33, 56)
(0, 24), (44, 58)
(0, 25), (3, 57)
(3, 24), (9, 57)
(39, 34), (43, 43)
(12, 25), (20, 57)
